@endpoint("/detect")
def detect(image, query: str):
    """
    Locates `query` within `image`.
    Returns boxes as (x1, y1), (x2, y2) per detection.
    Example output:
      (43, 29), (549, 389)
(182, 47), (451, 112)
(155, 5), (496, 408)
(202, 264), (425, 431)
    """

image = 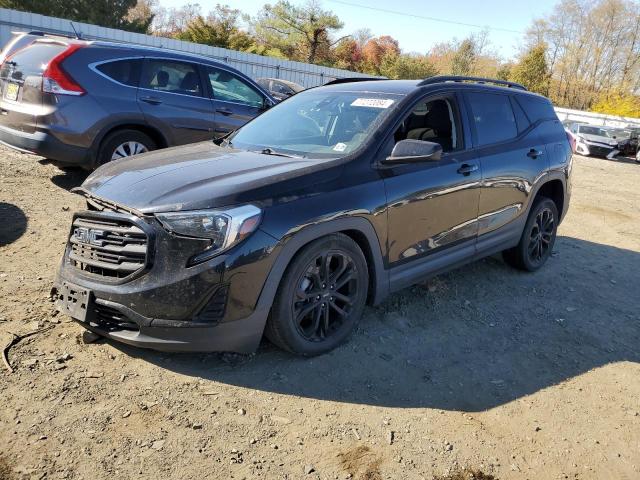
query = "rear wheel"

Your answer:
(503, 197), (558, 272)
(96, 129), (156, 167)
(265, 234), (369, 356)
